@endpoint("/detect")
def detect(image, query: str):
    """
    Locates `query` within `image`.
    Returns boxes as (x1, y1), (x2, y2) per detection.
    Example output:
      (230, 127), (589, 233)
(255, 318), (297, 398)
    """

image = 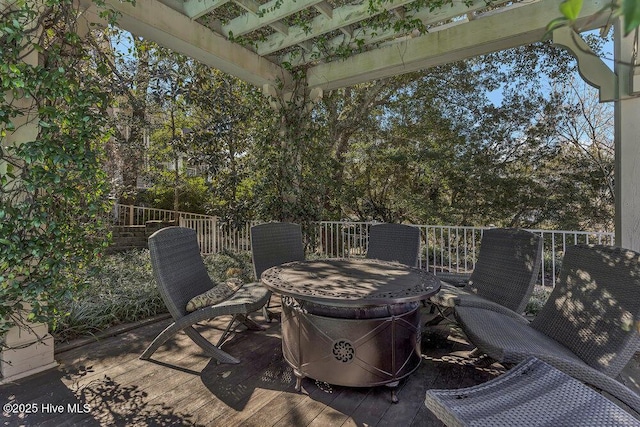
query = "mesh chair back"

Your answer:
(366, 223), (421, 267)
(251, 222), (305, 279)
(531, 244), (640, 376)
(469, 228), (542, 313)
(148, 227), (214, 318)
